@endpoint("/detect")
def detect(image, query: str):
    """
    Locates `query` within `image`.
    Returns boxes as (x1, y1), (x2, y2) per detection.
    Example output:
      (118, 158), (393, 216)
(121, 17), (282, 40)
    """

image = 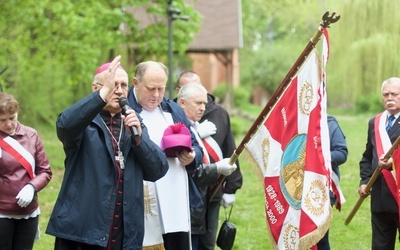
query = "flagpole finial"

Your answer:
(321, 11), (340, 28)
